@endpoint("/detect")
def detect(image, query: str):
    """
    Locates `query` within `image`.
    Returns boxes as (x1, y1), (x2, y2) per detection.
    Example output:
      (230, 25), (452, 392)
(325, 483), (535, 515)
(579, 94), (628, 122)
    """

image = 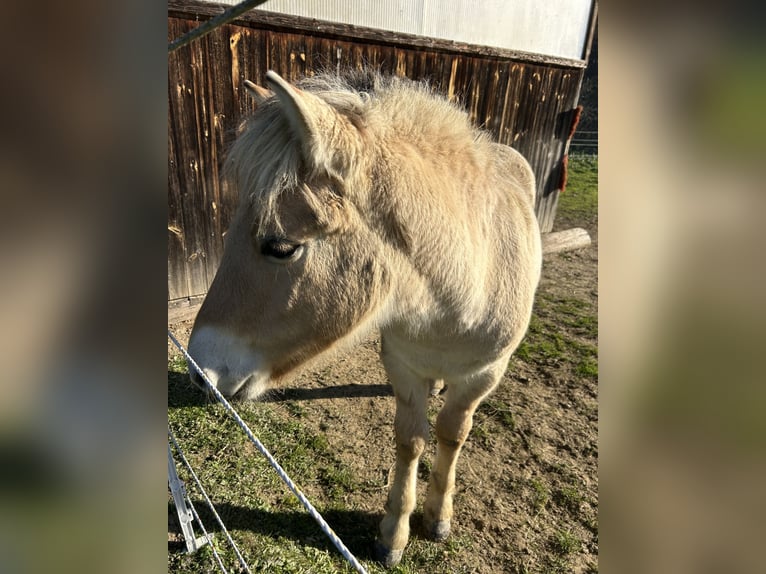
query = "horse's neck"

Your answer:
(377, 183), (497, 335)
